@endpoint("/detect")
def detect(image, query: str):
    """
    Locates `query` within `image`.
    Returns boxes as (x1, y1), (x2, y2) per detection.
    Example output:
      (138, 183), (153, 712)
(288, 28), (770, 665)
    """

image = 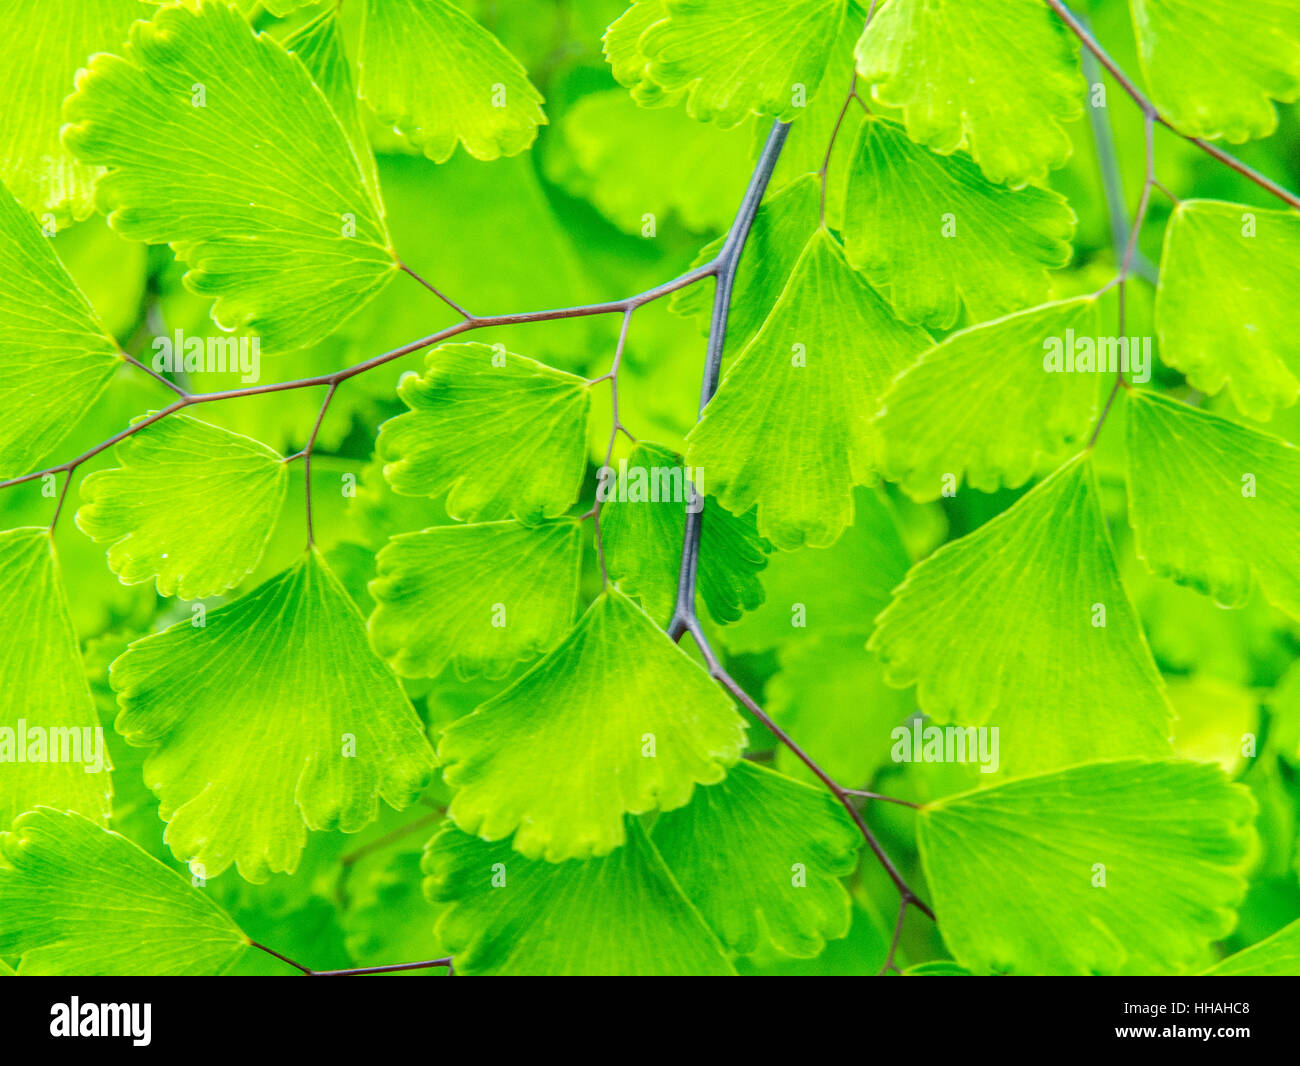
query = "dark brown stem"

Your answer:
(298, 382), (337, 548)
(398, 258), (474, 320)
(249, 940), (453, 976)
(0, 266), (718, 495)
(1046, 0), (1300, 210)
(683, 618), (933, 923)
